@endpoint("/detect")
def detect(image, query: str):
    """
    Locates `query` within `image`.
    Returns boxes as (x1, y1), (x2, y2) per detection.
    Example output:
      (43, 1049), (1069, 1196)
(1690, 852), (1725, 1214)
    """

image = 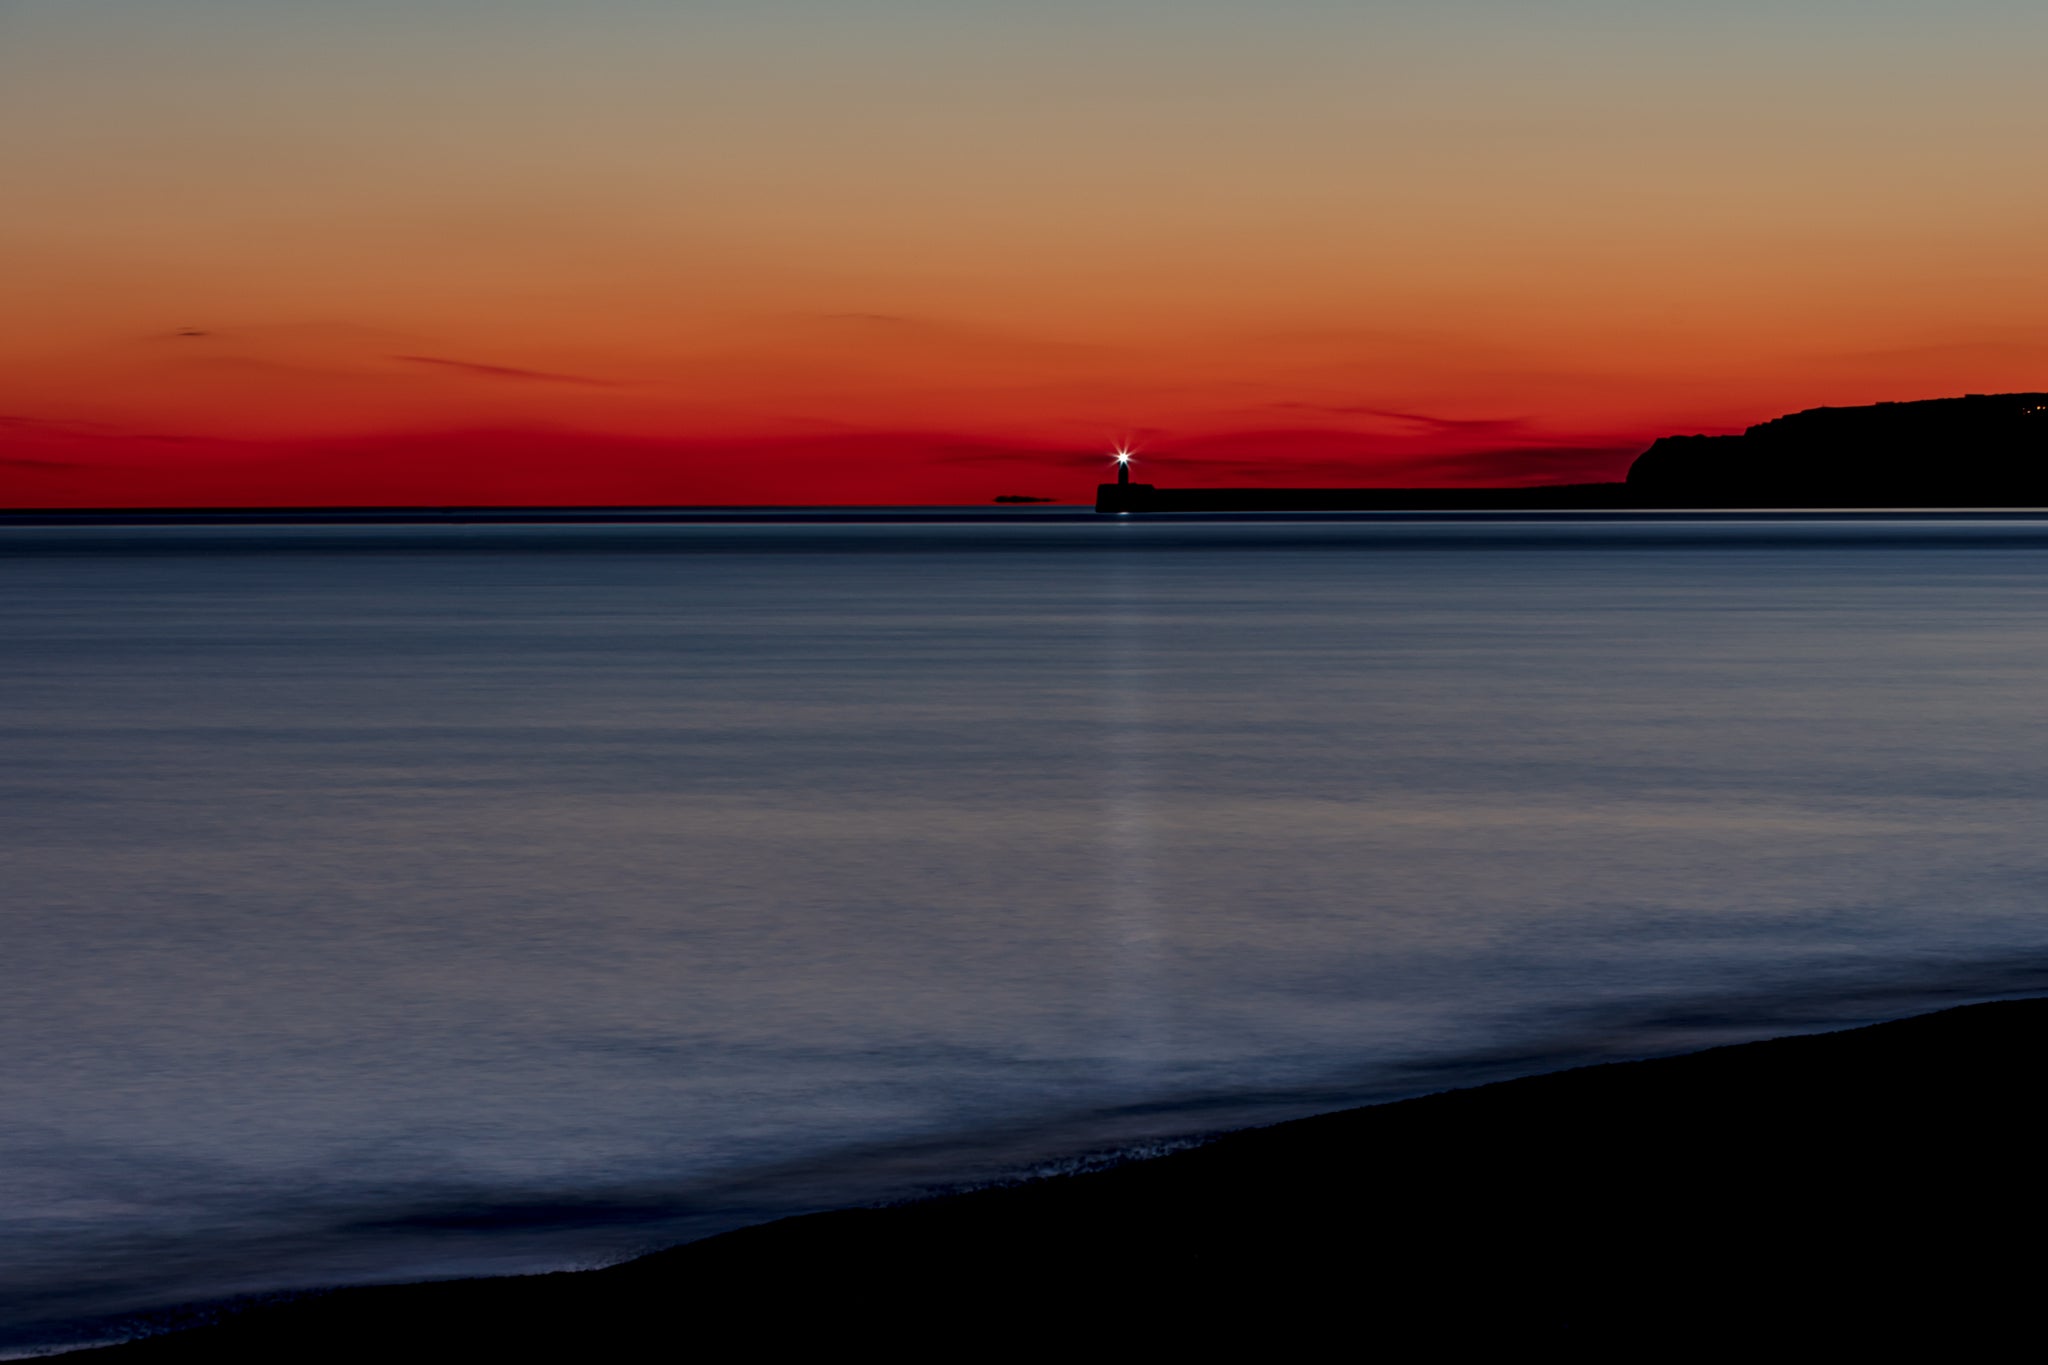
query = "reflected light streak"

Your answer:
(1097, 555), (1169, 1091)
